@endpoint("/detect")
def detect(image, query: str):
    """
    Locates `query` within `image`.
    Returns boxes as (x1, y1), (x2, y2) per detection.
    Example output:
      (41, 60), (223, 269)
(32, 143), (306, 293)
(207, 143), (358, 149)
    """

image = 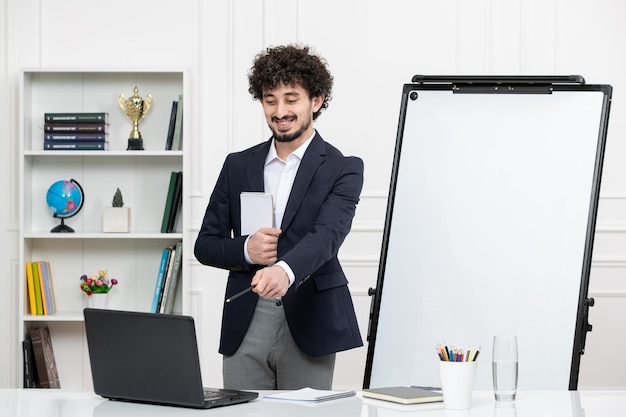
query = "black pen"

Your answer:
(225, 286), (254, 303)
